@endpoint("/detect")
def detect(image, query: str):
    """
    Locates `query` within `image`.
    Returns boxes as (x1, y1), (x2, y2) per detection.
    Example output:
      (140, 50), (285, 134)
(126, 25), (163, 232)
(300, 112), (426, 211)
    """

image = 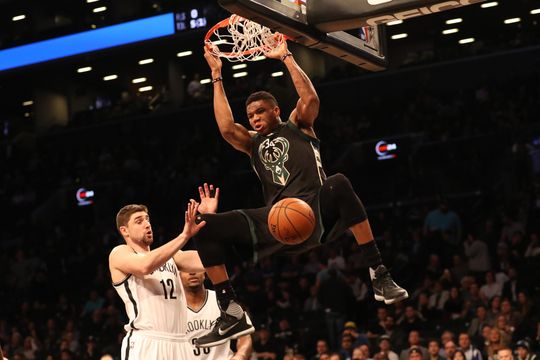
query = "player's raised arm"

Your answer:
(265, 40), (320, 129)
(109, 200), (205, 281)
(230, 326), (253, 360)
(173, 250), (205, 273)
(203, 47), (253, 155)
